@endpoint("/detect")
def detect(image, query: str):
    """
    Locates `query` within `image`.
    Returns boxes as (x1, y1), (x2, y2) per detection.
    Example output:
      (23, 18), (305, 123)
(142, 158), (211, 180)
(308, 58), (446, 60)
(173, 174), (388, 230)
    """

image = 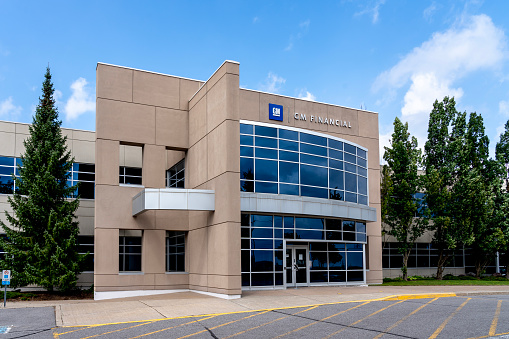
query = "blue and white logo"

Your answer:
(269, 103), (283, 121)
